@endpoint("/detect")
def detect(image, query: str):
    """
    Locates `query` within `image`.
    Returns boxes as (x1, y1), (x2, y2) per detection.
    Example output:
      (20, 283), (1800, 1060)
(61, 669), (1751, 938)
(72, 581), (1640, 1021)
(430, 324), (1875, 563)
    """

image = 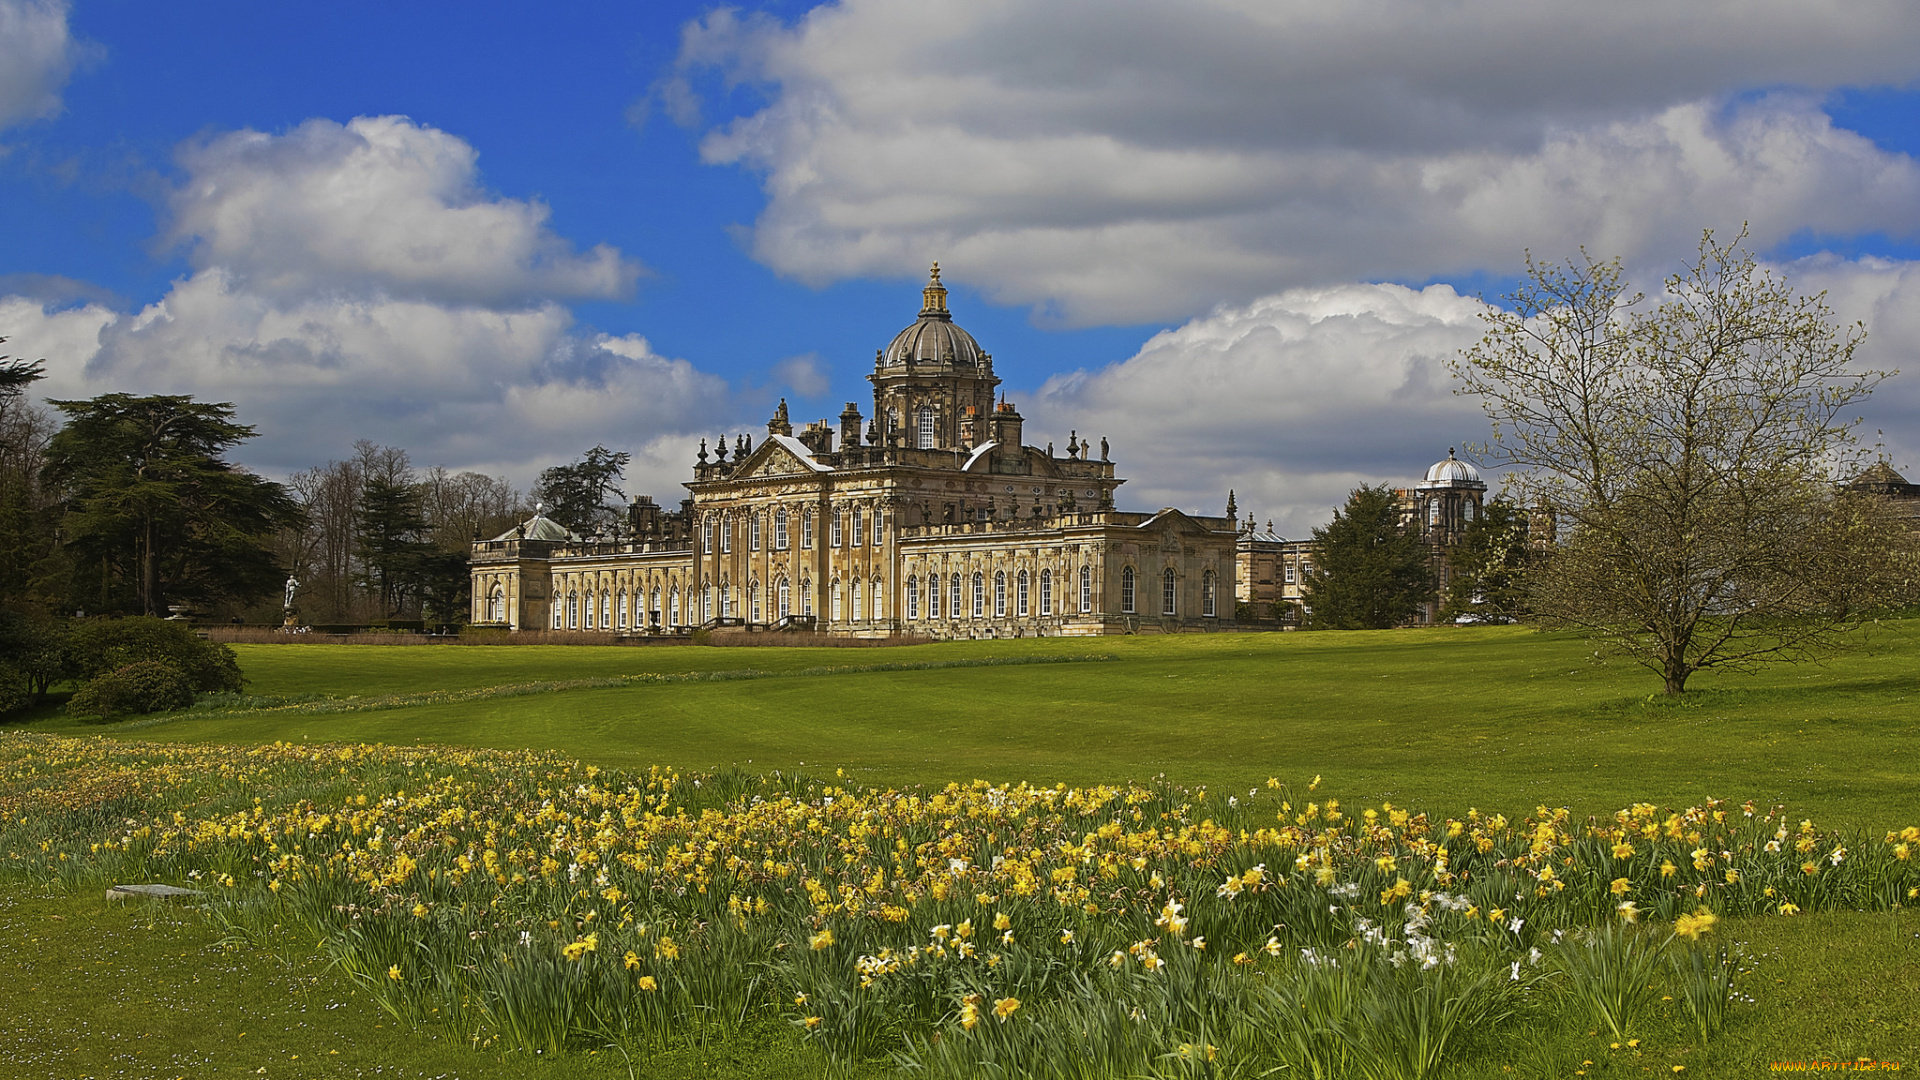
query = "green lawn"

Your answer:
(23, 618), (1920, 828)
